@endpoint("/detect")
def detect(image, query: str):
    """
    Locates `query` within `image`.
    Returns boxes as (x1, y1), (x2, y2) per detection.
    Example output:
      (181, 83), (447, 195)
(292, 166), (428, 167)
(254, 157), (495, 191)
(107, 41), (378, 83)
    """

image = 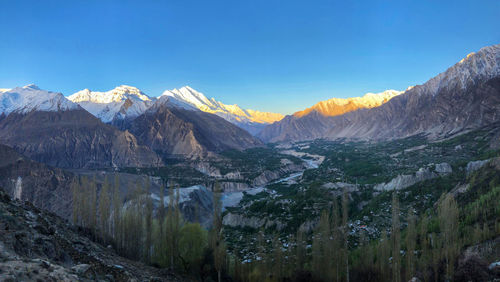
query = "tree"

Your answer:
(378, 230), (390, 281)
(272, 233), (284, 281)
(313, 209), (333, 281)
(295, 228), (306, 273)
(144, 178), (153, 263)
(418, 215), (431, 281)
(406, 208), (417, 281)
(112, 174), (122, 250)
(438, 193), (459, 280)
(71, 178), (80, 225)
(332, 197), (342, 281)
(391, 191), (401, 282)
(211, 182), (226, 282)
(342, 189), (350, 282)
(179, 222), (207, 272)
(166, 184), (181, 269)
(99, 176), (111, 243)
